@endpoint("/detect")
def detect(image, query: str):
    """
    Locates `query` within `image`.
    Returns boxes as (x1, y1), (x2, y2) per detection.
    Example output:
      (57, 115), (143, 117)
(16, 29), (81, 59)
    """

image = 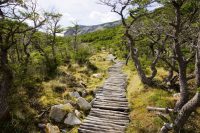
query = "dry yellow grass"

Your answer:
(123, 61), (174, 133)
